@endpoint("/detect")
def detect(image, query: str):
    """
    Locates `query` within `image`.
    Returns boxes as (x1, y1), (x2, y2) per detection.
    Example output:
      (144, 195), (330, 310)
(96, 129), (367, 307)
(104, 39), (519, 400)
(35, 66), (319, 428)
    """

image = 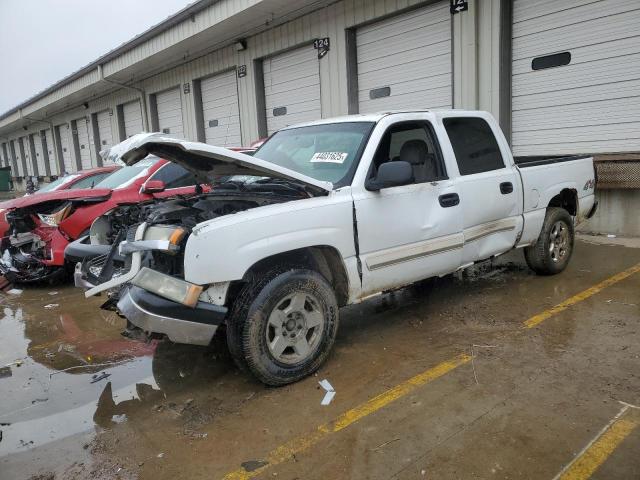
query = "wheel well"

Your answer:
(233, 246), (350, 307)
(548, 188), (577, 216)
